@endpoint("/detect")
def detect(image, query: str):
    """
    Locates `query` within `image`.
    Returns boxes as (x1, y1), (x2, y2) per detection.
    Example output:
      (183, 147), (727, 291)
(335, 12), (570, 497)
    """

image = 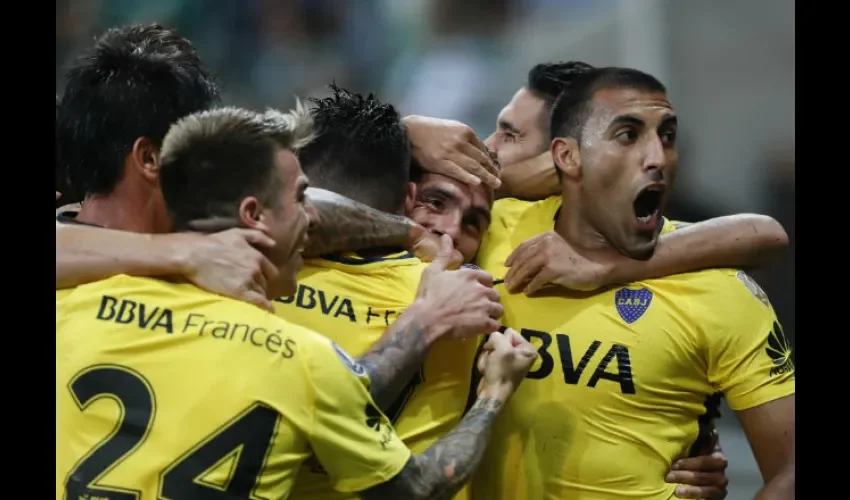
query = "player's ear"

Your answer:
(552, 137), (581, 180)
(404, 182), (417, 215)
(131, 136), (161, 184)
(238, 197), (270, 232)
